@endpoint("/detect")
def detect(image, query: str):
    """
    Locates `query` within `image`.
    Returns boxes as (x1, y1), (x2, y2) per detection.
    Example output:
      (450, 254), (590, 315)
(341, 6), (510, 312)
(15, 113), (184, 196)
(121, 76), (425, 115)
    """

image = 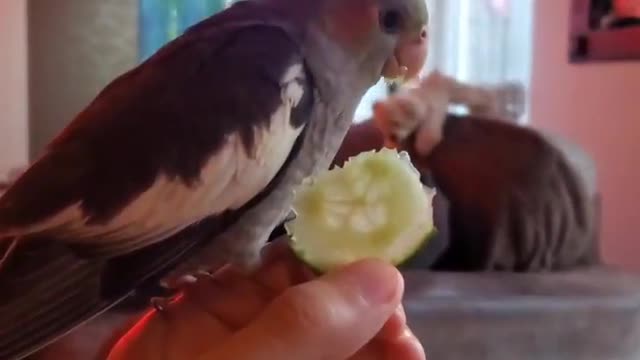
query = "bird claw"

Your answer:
(150, 296), (171, 312)
(159, 241), (262, 290)
(160, 273), (202, 290)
